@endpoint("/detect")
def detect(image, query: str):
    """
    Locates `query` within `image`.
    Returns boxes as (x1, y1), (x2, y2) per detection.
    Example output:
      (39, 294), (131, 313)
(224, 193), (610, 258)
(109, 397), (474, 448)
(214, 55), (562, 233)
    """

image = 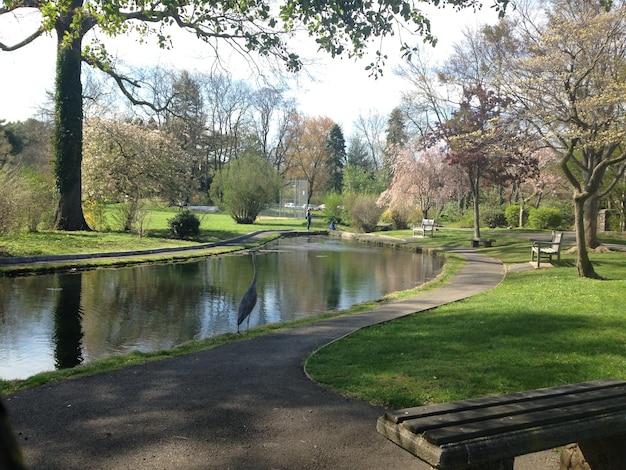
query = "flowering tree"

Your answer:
(378, 144), (455, 222)
(83, 119), (190, 230)
(431, 85), (534, 239)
